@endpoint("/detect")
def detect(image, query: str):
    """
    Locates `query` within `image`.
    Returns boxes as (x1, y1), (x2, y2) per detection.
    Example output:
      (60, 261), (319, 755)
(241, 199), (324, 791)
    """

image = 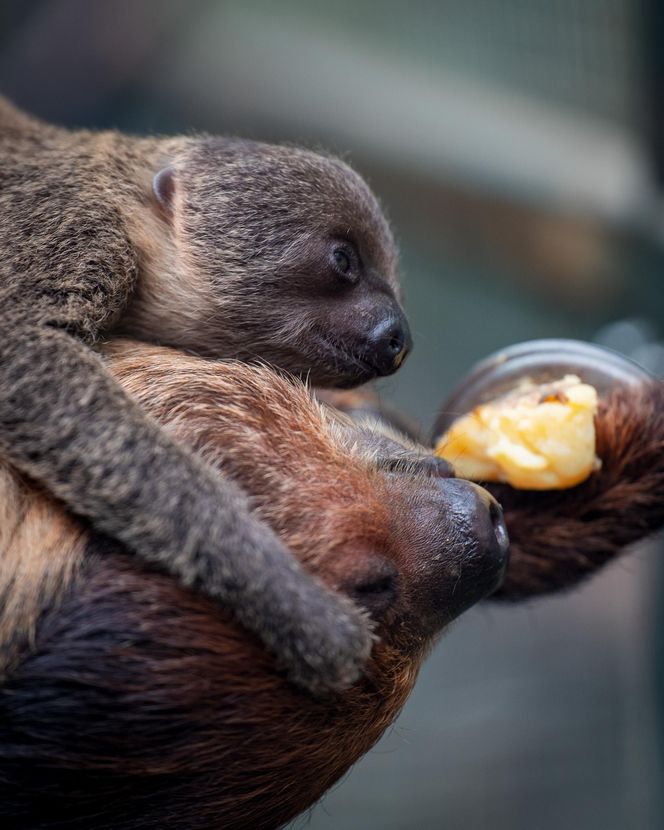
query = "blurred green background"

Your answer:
(2, 2), (662, 827)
